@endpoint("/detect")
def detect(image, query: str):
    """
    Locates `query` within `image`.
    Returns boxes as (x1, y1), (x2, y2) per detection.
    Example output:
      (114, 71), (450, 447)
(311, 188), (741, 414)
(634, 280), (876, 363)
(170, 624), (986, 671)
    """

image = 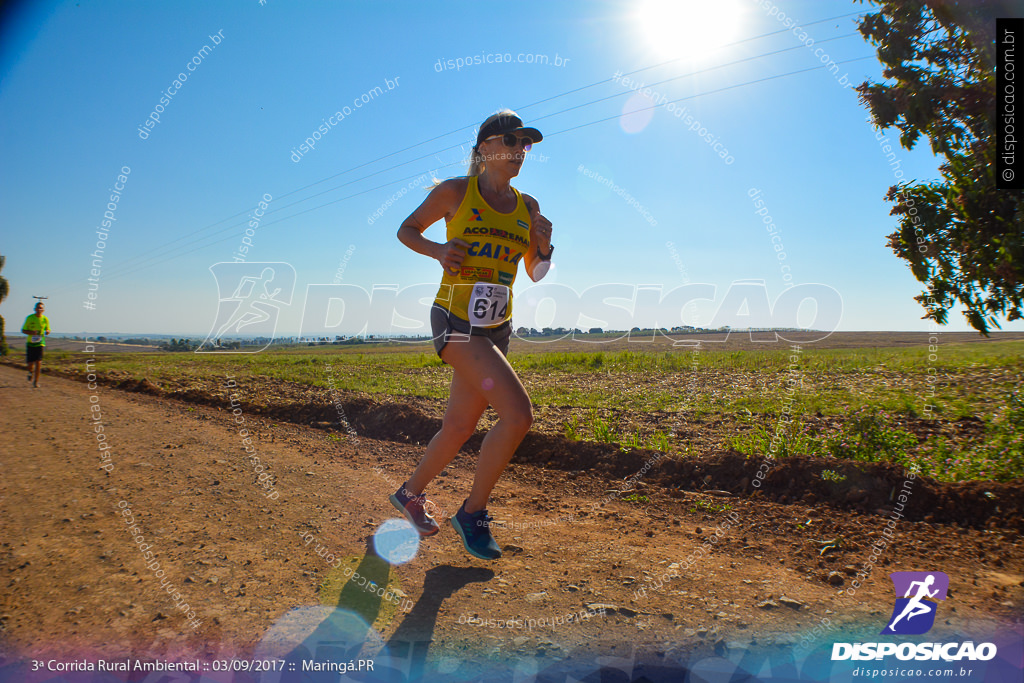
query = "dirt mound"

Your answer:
(509, 435), (1023, 531)
(116, 377), (162, 395)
